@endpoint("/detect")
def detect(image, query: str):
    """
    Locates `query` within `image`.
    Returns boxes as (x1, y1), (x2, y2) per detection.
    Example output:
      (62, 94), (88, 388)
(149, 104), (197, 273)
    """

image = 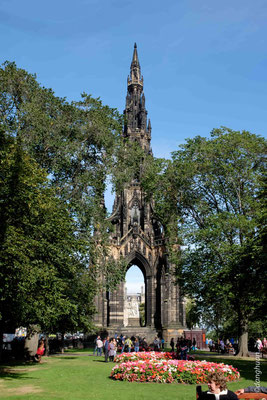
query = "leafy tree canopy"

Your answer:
(0, 134), (97, 339)
(0, 61), (146, 349)
(0, 61), (144, 283)
(142, 127), (267, 357)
